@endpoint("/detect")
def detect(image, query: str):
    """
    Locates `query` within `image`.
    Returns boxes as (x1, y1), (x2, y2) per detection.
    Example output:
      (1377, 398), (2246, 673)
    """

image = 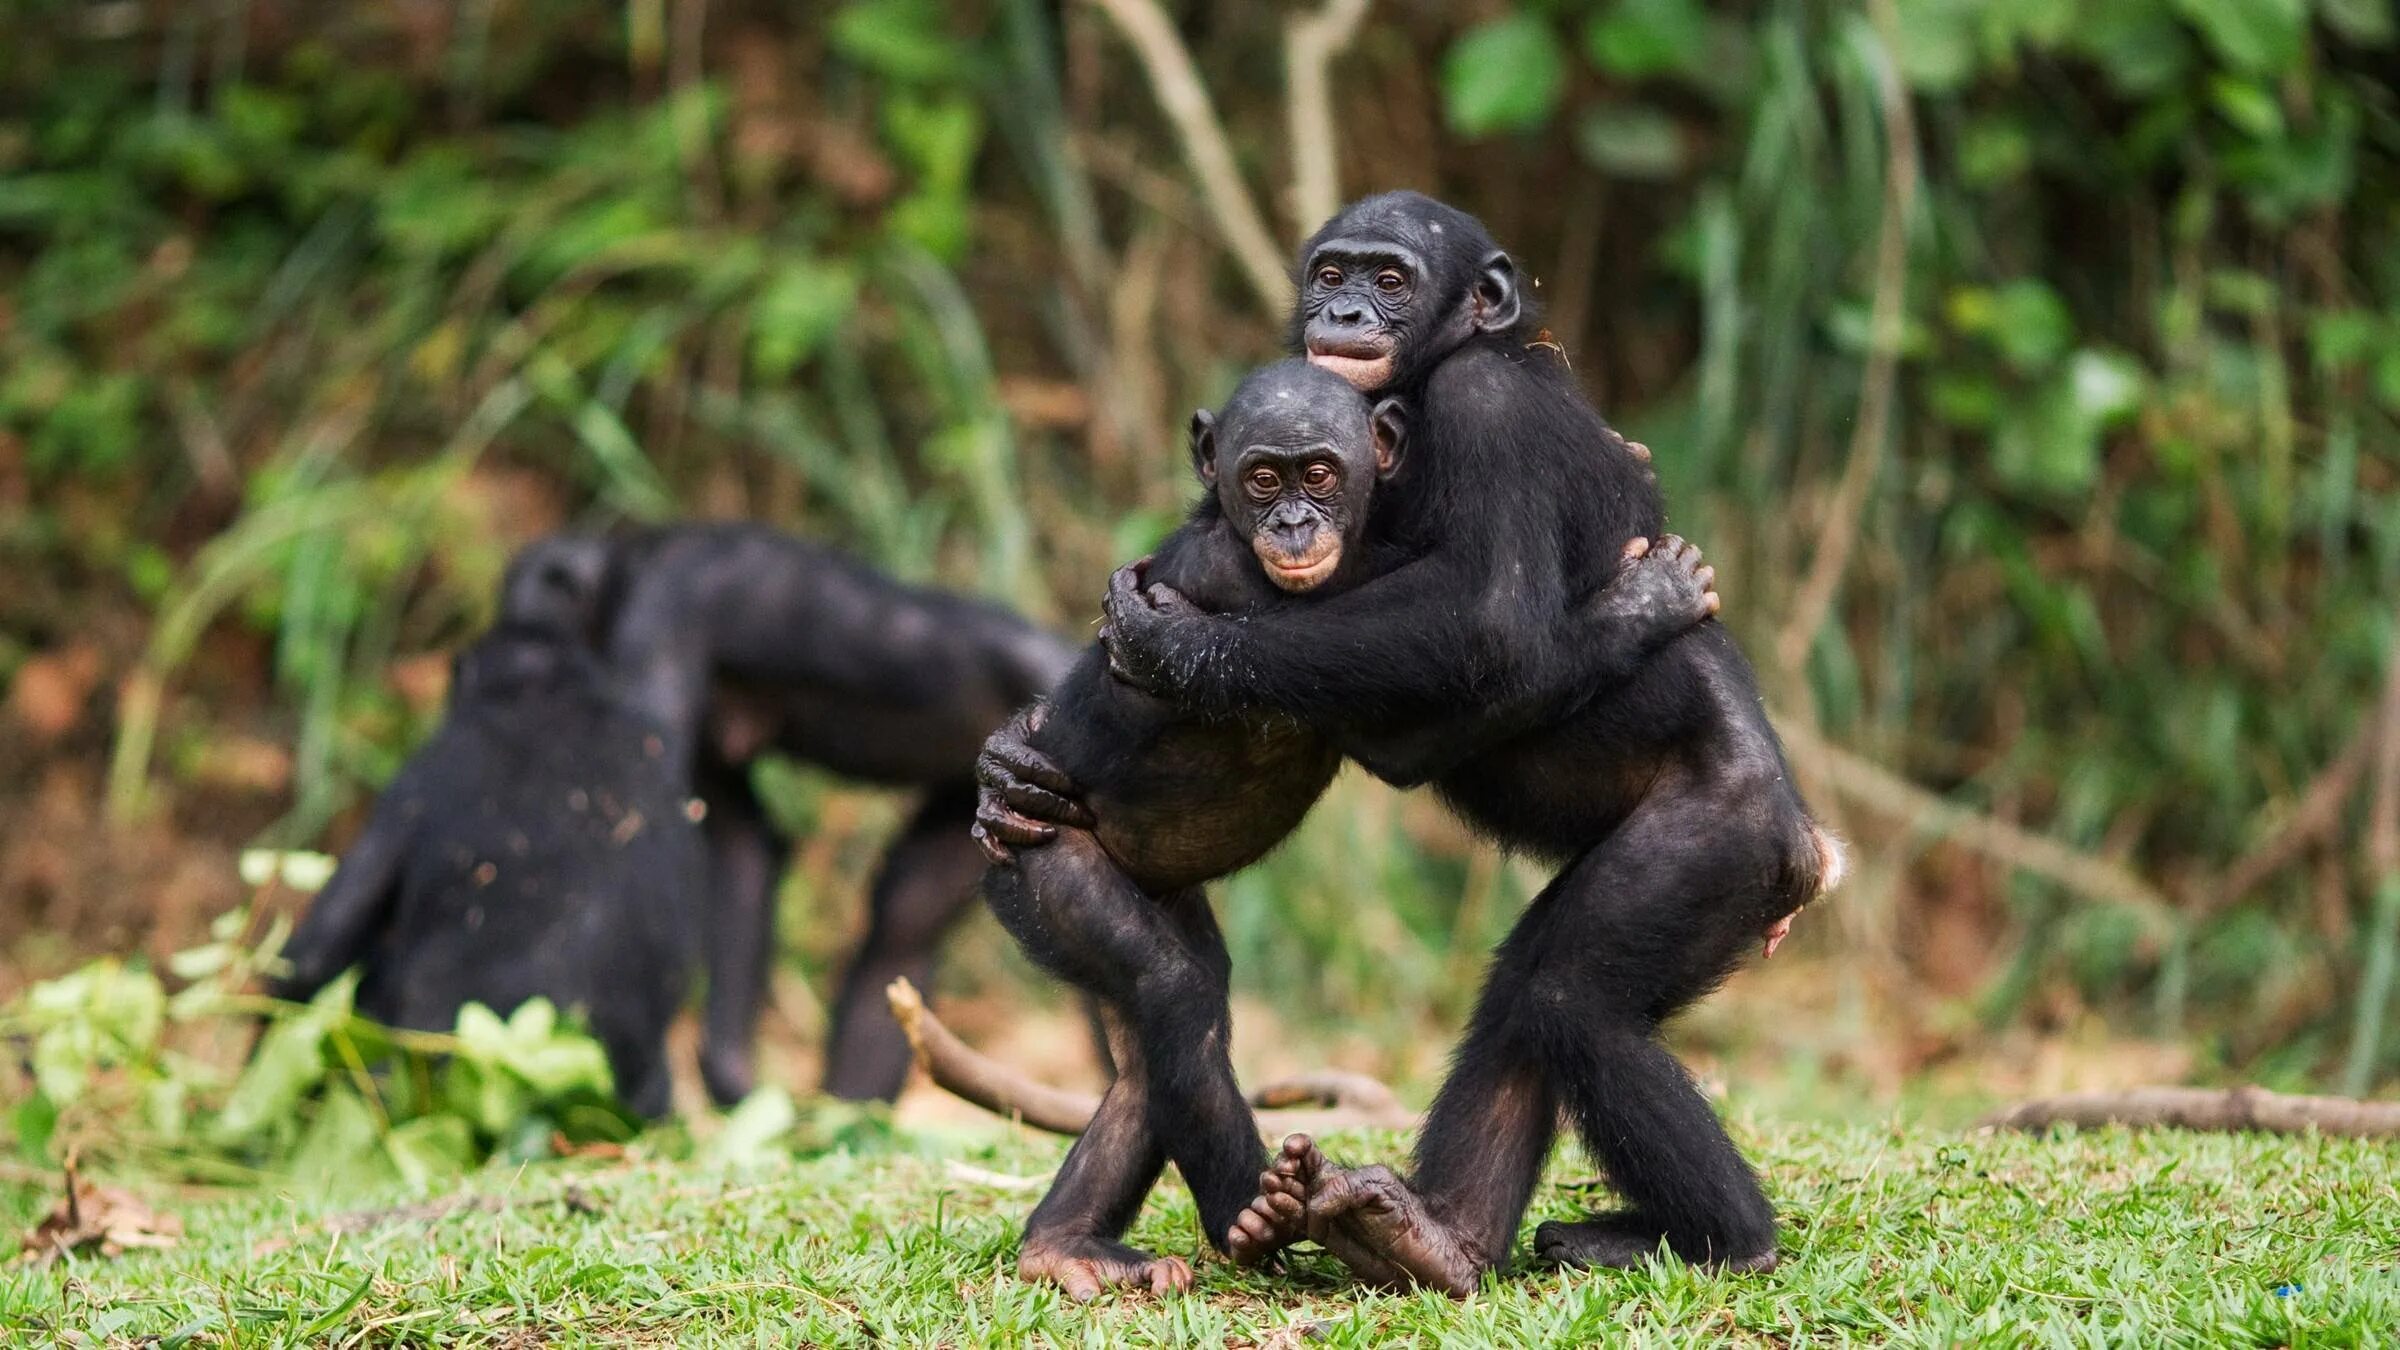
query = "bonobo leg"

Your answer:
(823, 785), (987, 1100)
(1017, 1008), (1192, 1300)
(696, 759), (787, 1106)
(985, 829), (1265, 1274)
(1297, 776), (1785, 1293)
